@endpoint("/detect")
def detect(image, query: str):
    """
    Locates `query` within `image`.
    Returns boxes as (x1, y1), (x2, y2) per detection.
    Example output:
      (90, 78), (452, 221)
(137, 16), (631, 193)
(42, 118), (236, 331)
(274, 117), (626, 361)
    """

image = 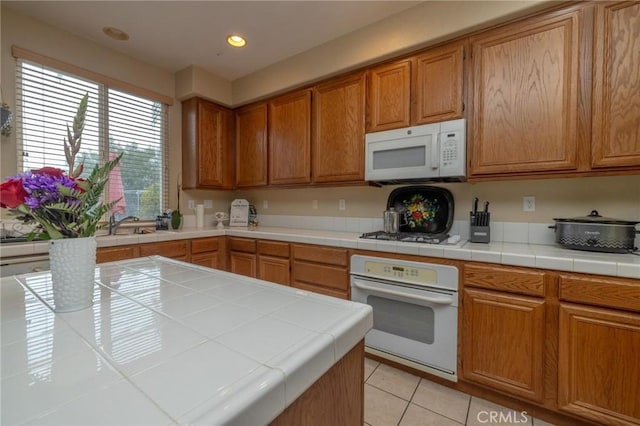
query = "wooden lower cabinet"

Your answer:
(558, 304), (640, 425)
(258, 256), (290, 286)
(190, 237), (223, 270)
(229, 251), (257, 278)
(96, 245), (139, 263)
(139, 240), (188, 260)
(291, 244), (349, 299)
(462, 288), (546, 403)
